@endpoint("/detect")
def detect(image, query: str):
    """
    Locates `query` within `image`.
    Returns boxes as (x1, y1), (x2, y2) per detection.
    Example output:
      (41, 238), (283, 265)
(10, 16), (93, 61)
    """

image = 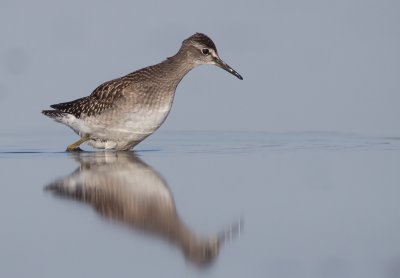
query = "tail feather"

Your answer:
(50, 97), (87, 111)
(42, 109), (69, 120)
